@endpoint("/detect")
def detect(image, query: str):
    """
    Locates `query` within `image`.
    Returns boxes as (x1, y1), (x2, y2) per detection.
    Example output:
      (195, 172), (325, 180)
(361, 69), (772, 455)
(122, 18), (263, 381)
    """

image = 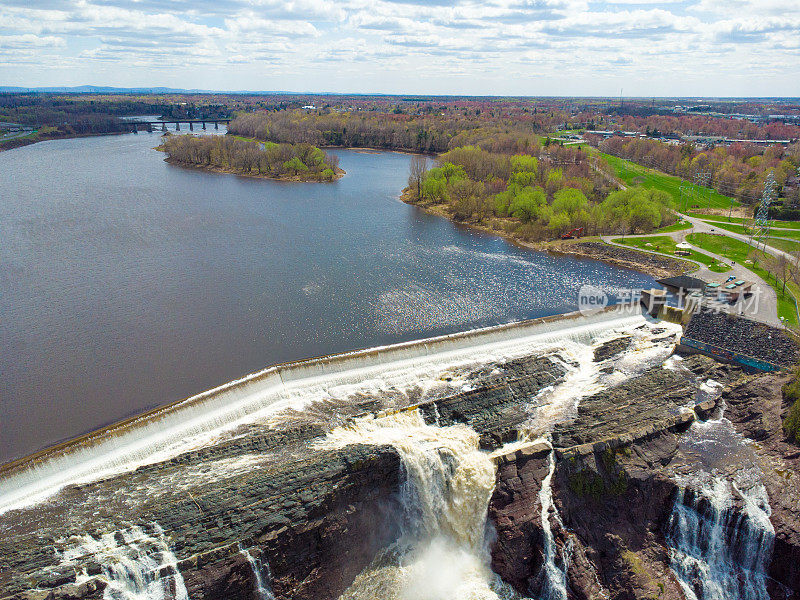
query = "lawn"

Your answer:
(656, 220), (692, 234)
(702, 221), (800, 242)
(687, 232), (800, 327)
(612, 235), (730, 273)
(690, 212), (800, 229)
(598, 152), (737, 211)
(763, 238), (800, 253)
